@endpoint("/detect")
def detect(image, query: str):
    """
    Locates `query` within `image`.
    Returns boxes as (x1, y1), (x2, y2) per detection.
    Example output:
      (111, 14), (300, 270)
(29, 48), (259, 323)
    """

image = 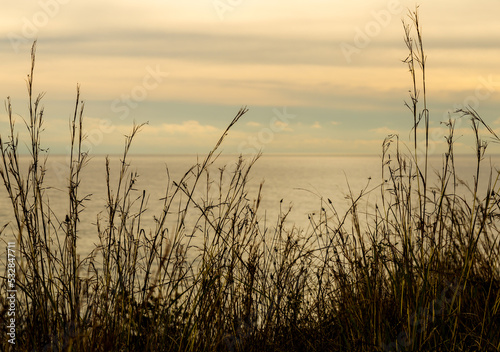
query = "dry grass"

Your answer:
(2, 9), (500, 351)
